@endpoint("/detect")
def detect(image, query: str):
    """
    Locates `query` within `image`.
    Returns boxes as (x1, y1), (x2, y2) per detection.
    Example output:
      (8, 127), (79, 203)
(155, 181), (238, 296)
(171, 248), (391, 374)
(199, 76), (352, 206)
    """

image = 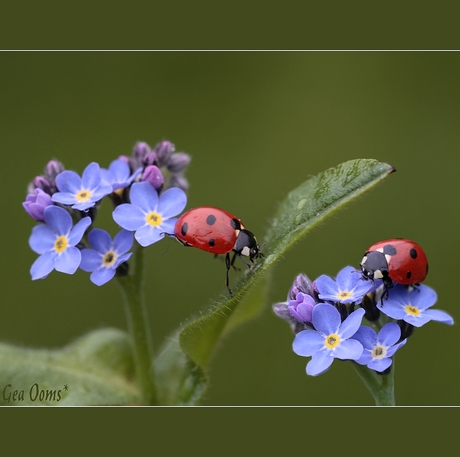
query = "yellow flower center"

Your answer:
(103, 251), (117, 267)
(325, 333), (340, 349)
(54, 235), (68, 253)
(76, 189), (92, 202)
(146, 211), (162, 227)
(337, 291), (352, 300)
(404, 304), (420, 316)
(372, 345), (386, 359)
